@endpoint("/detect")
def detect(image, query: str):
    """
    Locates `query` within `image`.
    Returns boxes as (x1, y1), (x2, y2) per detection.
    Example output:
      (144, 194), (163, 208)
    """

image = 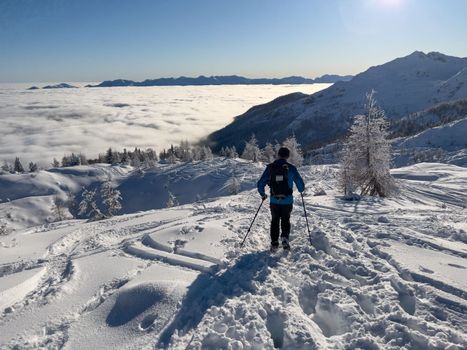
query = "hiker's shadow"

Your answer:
(156, 250), (277, 348)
